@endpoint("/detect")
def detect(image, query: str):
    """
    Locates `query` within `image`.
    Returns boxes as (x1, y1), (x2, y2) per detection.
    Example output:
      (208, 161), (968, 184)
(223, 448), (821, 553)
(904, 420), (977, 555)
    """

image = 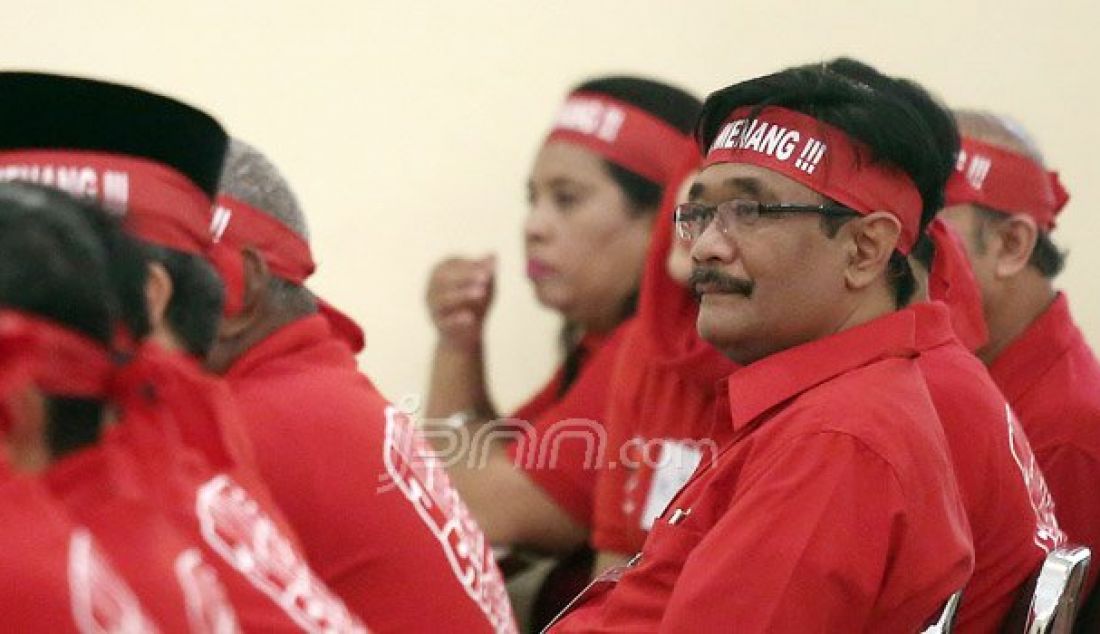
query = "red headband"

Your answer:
(0, 311), (113, 400)
(212, 195), (365, 352)
(0, 149), (214, 252)
(211, 195), (316, 284)
(546, 92), (697, 187)
(0, 149), (249, 316)
(945, 137), (1069, 230)
(704, 106), (923, 254)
